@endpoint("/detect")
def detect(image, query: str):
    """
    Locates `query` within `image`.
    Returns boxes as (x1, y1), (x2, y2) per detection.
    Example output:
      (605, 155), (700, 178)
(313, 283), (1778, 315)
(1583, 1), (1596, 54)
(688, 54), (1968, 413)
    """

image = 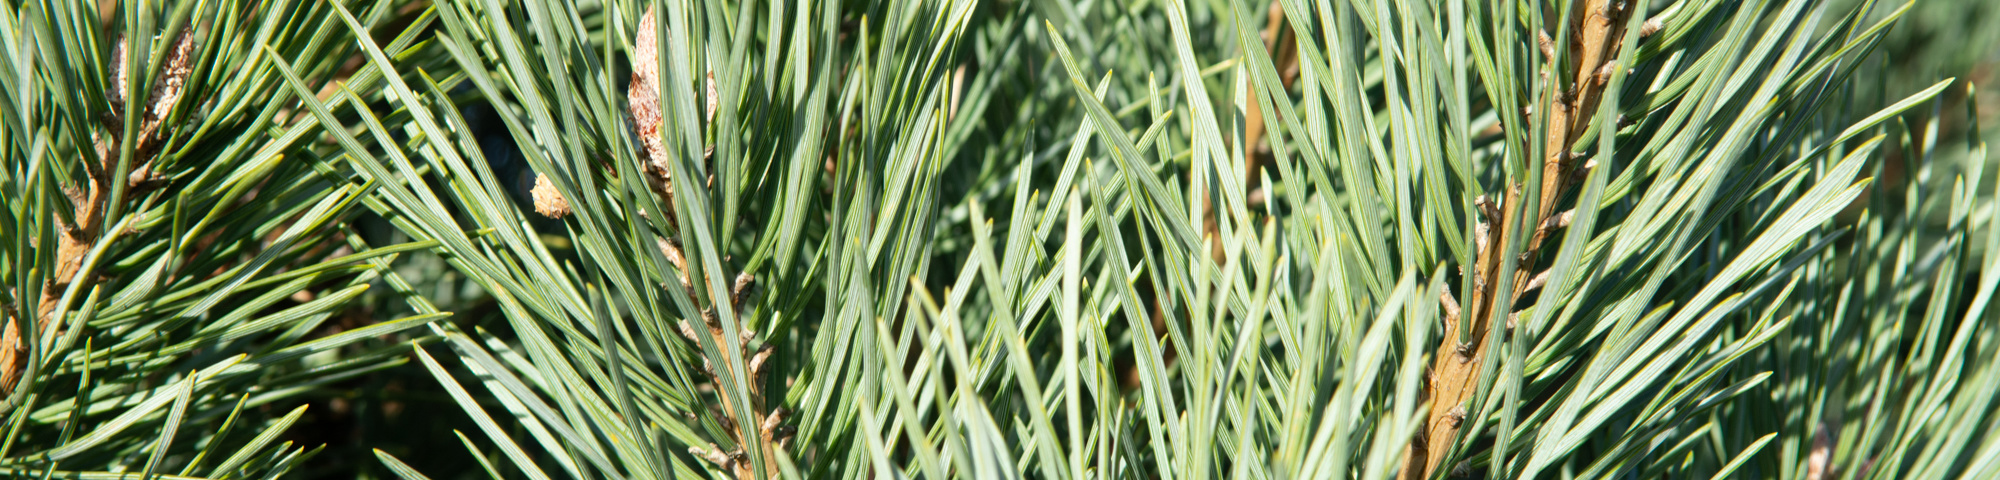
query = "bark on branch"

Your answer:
(5, 28), (195, 397)
(1400, 2), (1643, 478)
(631, 9), (791, 478)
